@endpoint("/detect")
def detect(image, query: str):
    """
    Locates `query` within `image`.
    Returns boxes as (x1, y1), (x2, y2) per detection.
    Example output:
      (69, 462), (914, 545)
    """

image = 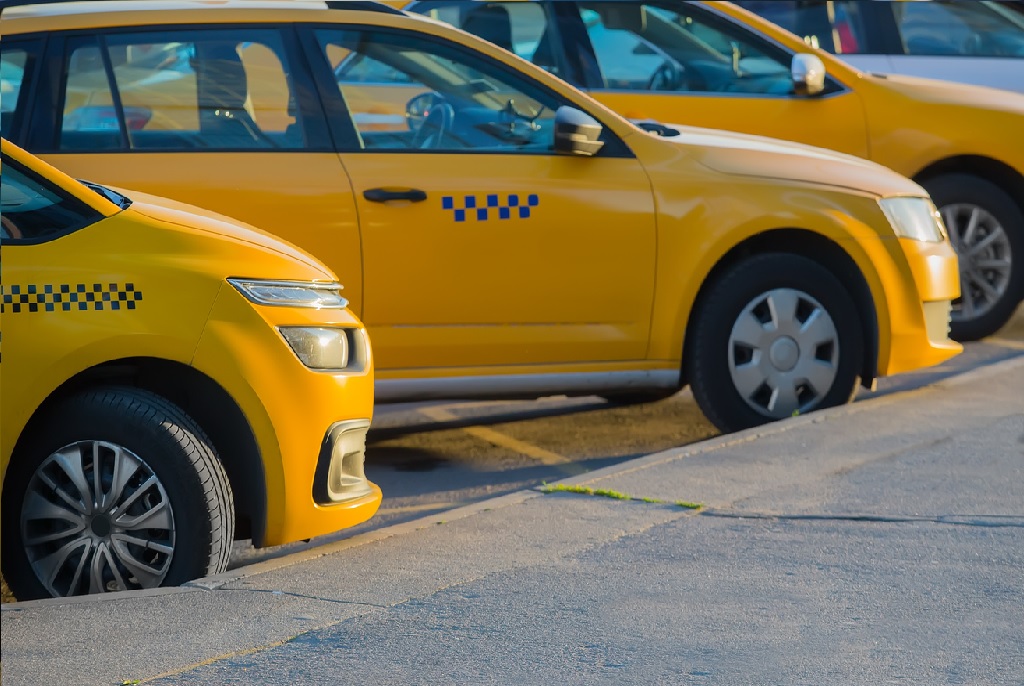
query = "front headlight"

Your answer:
(878, 197), (946, 243)
(279, 327), (350, 370)
(228, 279), (348, 309)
